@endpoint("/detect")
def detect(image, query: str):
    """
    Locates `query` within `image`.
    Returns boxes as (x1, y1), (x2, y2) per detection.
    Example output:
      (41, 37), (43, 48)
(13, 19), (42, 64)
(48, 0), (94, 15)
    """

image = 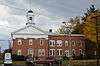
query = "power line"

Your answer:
(0, 0), (27, 11)
(0, 25), (18, 29)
